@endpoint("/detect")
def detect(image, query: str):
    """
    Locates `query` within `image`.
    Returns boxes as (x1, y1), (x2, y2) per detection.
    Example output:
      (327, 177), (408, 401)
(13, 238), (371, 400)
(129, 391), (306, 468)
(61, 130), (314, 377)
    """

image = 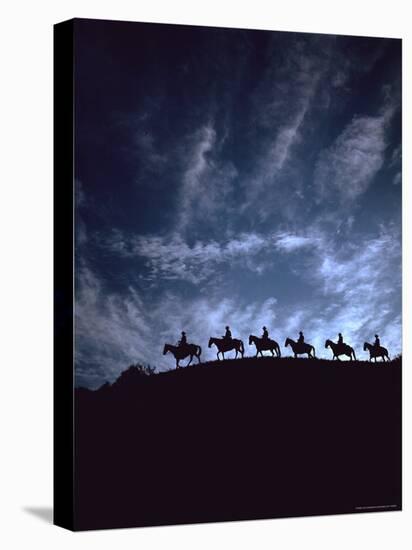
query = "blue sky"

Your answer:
(74, 20), (402, 388)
